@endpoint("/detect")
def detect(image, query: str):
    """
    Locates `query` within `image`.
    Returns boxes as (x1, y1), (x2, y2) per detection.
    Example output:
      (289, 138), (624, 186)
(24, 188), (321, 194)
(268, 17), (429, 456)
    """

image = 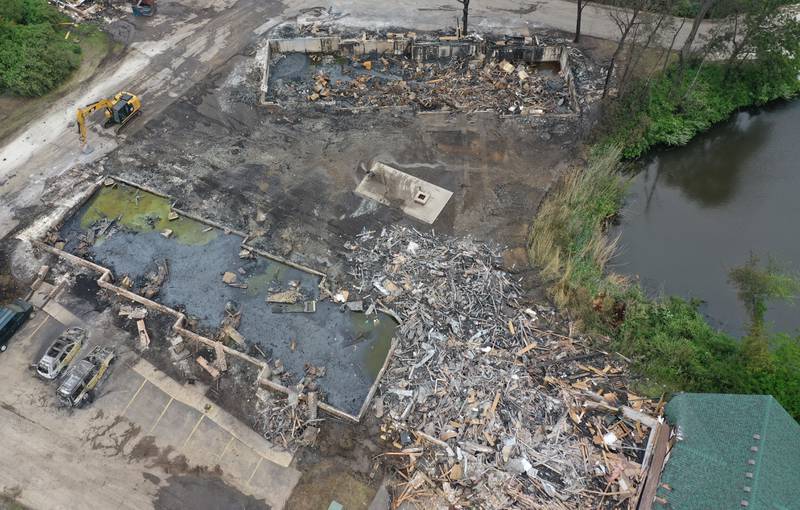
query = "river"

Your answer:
(613, 100), (800, 337)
